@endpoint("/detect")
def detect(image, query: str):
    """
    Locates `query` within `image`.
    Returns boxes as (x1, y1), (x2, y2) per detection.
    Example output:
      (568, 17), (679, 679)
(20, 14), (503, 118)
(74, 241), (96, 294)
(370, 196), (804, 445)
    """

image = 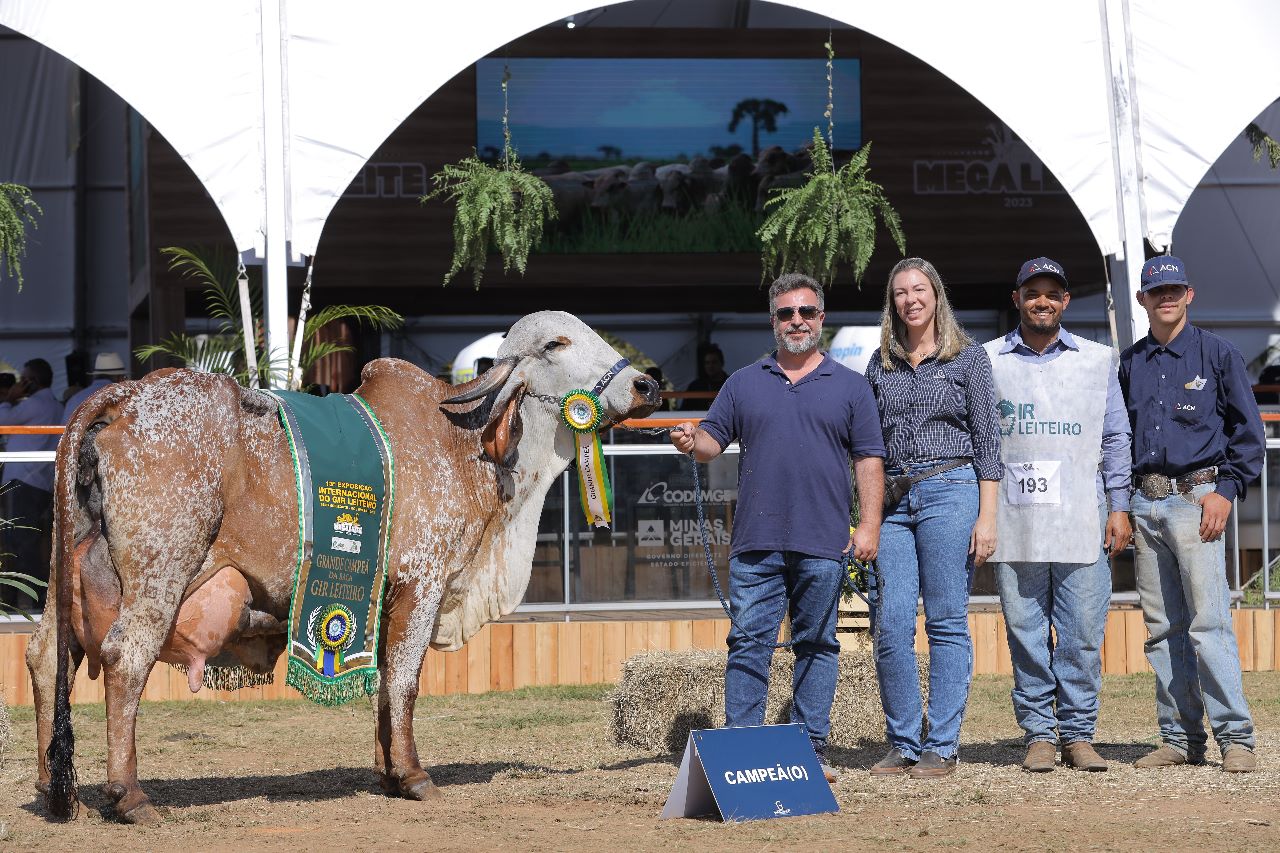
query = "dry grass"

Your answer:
(611, 646), (929, 752)
(0, 674), (1277, 850)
